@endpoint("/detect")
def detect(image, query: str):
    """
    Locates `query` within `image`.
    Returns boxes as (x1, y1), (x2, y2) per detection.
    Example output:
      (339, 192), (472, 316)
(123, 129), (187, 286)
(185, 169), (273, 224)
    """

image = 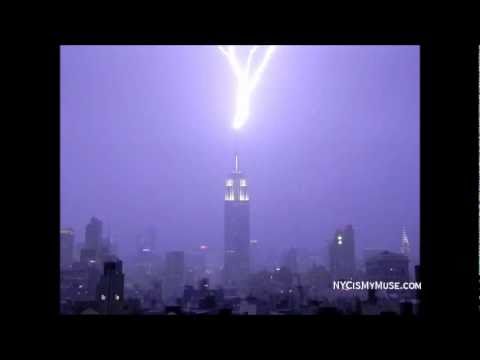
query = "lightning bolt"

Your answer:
(218, 45), (276, 130)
